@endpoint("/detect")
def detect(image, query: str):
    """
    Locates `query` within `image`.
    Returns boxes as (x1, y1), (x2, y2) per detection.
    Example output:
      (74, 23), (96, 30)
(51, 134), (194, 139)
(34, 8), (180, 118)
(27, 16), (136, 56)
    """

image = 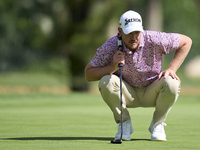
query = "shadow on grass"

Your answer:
(1, 137), (150, 141)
